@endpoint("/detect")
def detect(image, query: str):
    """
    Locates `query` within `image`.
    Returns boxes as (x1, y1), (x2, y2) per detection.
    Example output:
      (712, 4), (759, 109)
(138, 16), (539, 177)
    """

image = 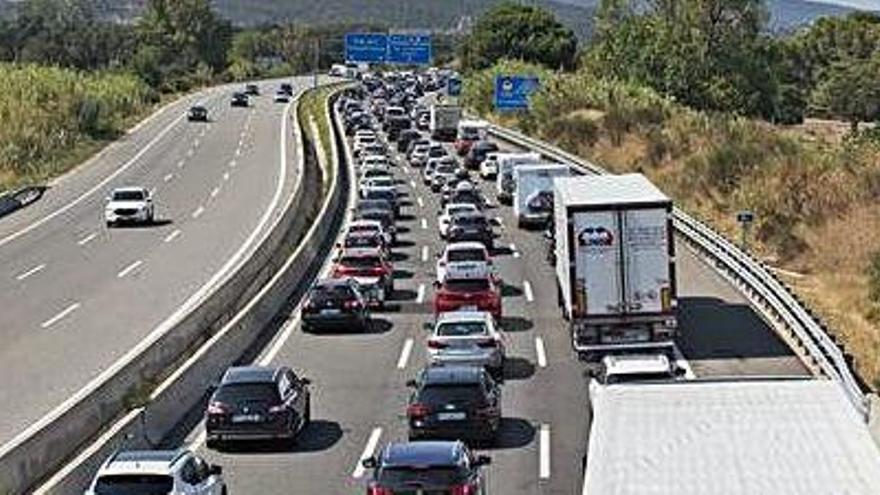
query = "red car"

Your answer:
(331, 247), (394, 307)
(454, 137), (477, 157)
(433, 265), (501, 319)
